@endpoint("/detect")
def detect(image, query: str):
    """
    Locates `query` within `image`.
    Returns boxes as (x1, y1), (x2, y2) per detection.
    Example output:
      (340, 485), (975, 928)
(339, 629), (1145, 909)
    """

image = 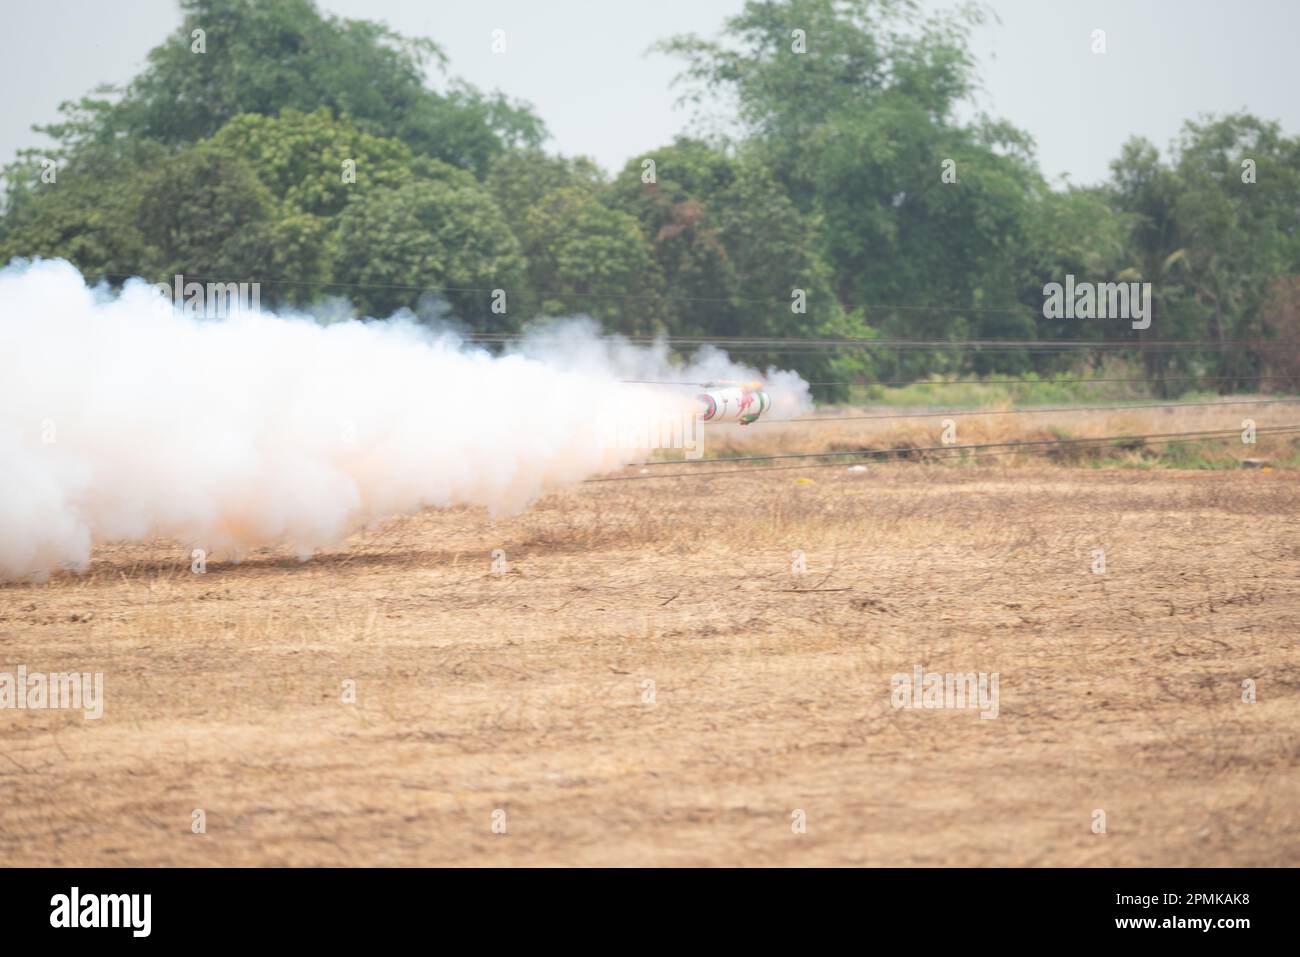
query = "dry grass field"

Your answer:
(2, 401), (1298, 866)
